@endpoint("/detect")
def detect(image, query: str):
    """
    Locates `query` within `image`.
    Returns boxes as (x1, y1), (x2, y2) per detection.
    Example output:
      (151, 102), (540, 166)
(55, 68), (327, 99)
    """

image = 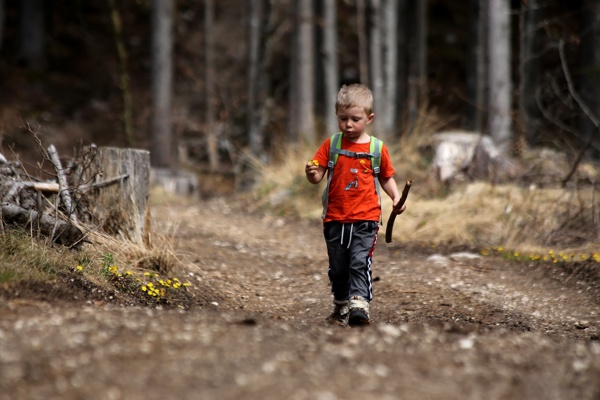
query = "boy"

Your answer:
(305, 83), (406, 326)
